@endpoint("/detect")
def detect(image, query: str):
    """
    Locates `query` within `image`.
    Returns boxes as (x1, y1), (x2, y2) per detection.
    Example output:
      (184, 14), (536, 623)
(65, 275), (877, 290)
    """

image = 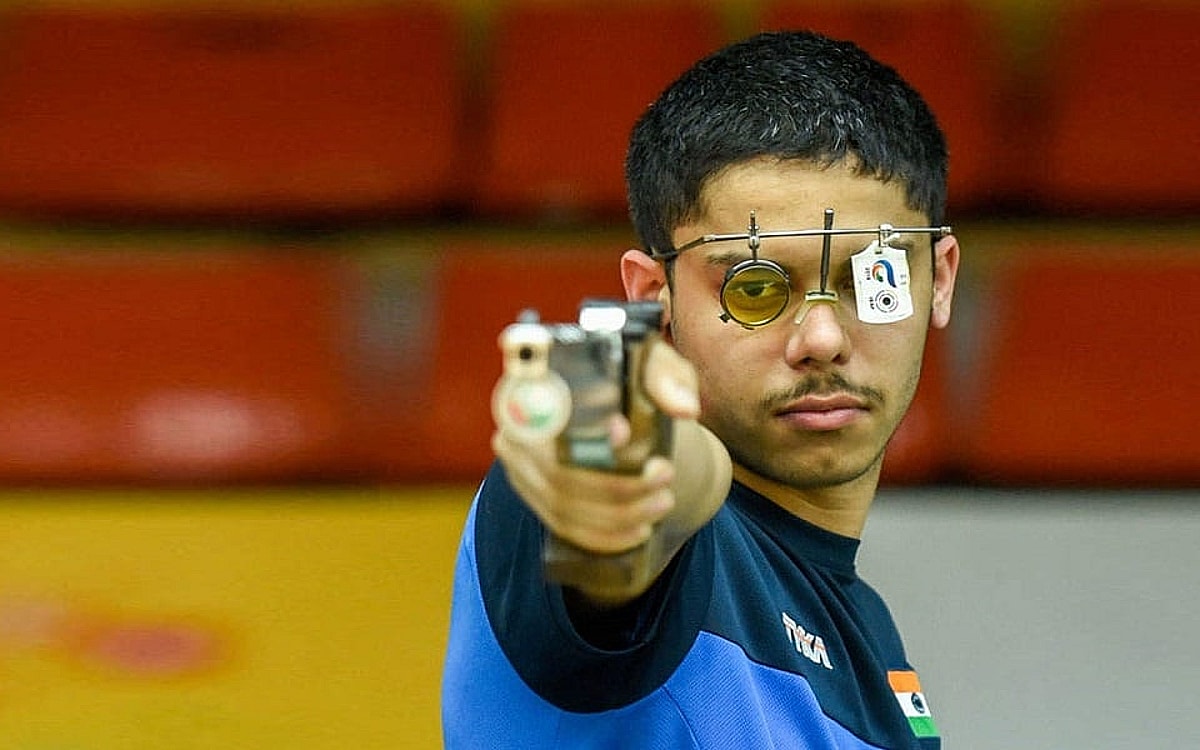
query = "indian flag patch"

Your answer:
(888, 670), (939, 739)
